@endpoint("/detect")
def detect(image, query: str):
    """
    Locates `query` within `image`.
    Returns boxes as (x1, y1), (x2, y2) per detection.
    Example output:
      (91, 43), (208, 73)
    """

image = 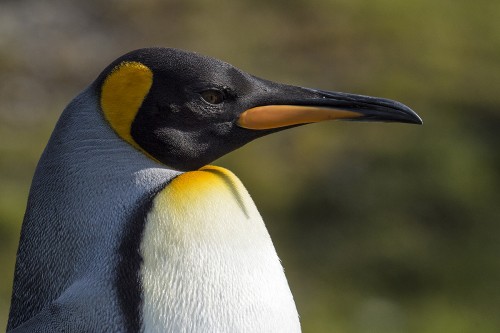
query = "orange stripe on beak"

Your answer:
(238, 105), (362, 130)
